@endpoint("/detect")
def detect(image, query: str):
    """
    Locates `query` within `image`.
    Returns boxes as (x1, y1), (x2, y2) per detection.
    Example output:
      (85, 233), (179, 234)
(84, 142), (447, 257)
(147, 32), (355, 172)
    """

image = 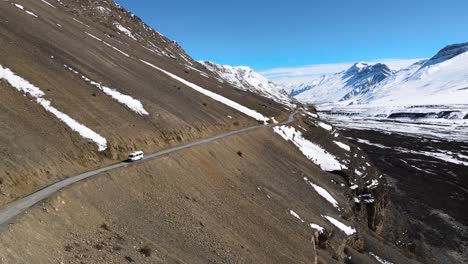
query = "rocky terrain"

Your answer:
(0, 0), (441, 263)
(289, 40), (468, 264)
(342, 128), (468, 264)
